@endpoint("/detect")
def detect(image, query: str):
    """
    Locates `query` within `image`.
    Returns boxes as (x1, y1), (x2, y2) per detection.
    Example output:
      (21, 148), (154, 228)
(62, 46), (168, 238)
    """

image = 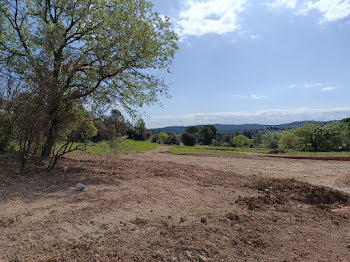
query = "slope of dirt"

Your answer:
(1, 151), (350, 261)
(130, 150), (350, 188)
(331, 170), (350, 188)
